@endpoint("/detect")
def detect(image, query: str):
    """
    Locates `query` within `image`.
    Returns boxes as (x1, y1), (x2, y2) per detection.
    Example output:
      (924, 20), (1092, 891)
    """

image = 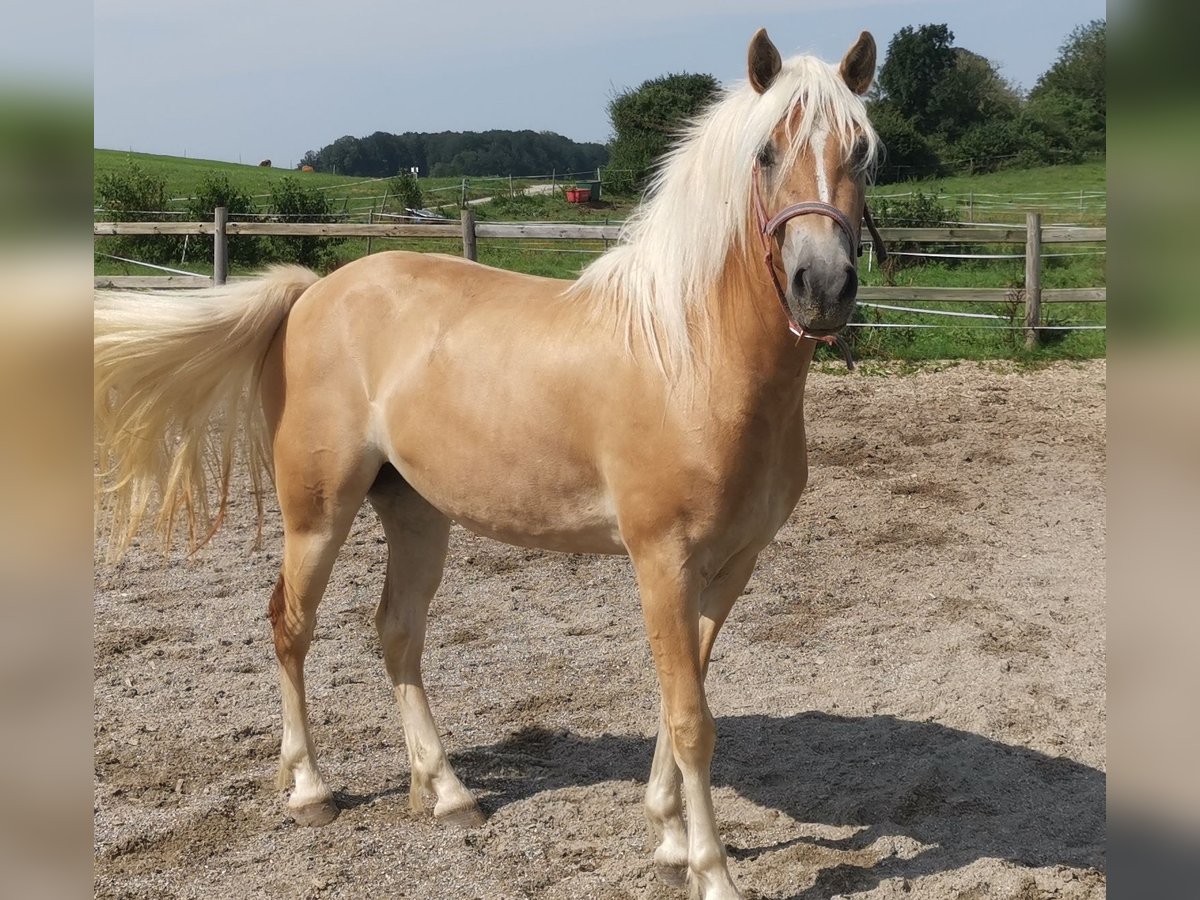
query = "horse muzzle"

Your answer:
(787, 259), (858, 334)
